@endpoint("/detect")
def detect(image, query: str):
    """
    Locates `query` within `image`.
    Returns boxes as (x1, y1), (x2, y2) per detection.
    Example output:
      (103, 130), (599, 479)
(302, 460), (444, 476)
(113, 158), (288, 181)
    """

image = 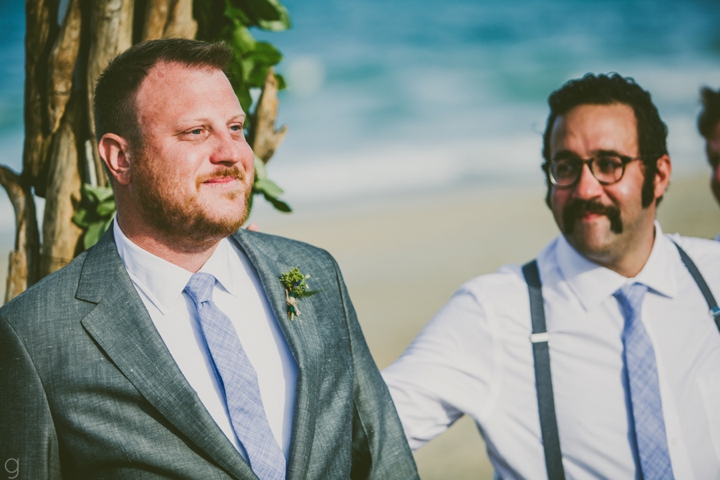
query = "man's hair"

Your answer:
(697, 87), (720, 138)
(541, 73), (668, 207)
(94, 38), (233, 146)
